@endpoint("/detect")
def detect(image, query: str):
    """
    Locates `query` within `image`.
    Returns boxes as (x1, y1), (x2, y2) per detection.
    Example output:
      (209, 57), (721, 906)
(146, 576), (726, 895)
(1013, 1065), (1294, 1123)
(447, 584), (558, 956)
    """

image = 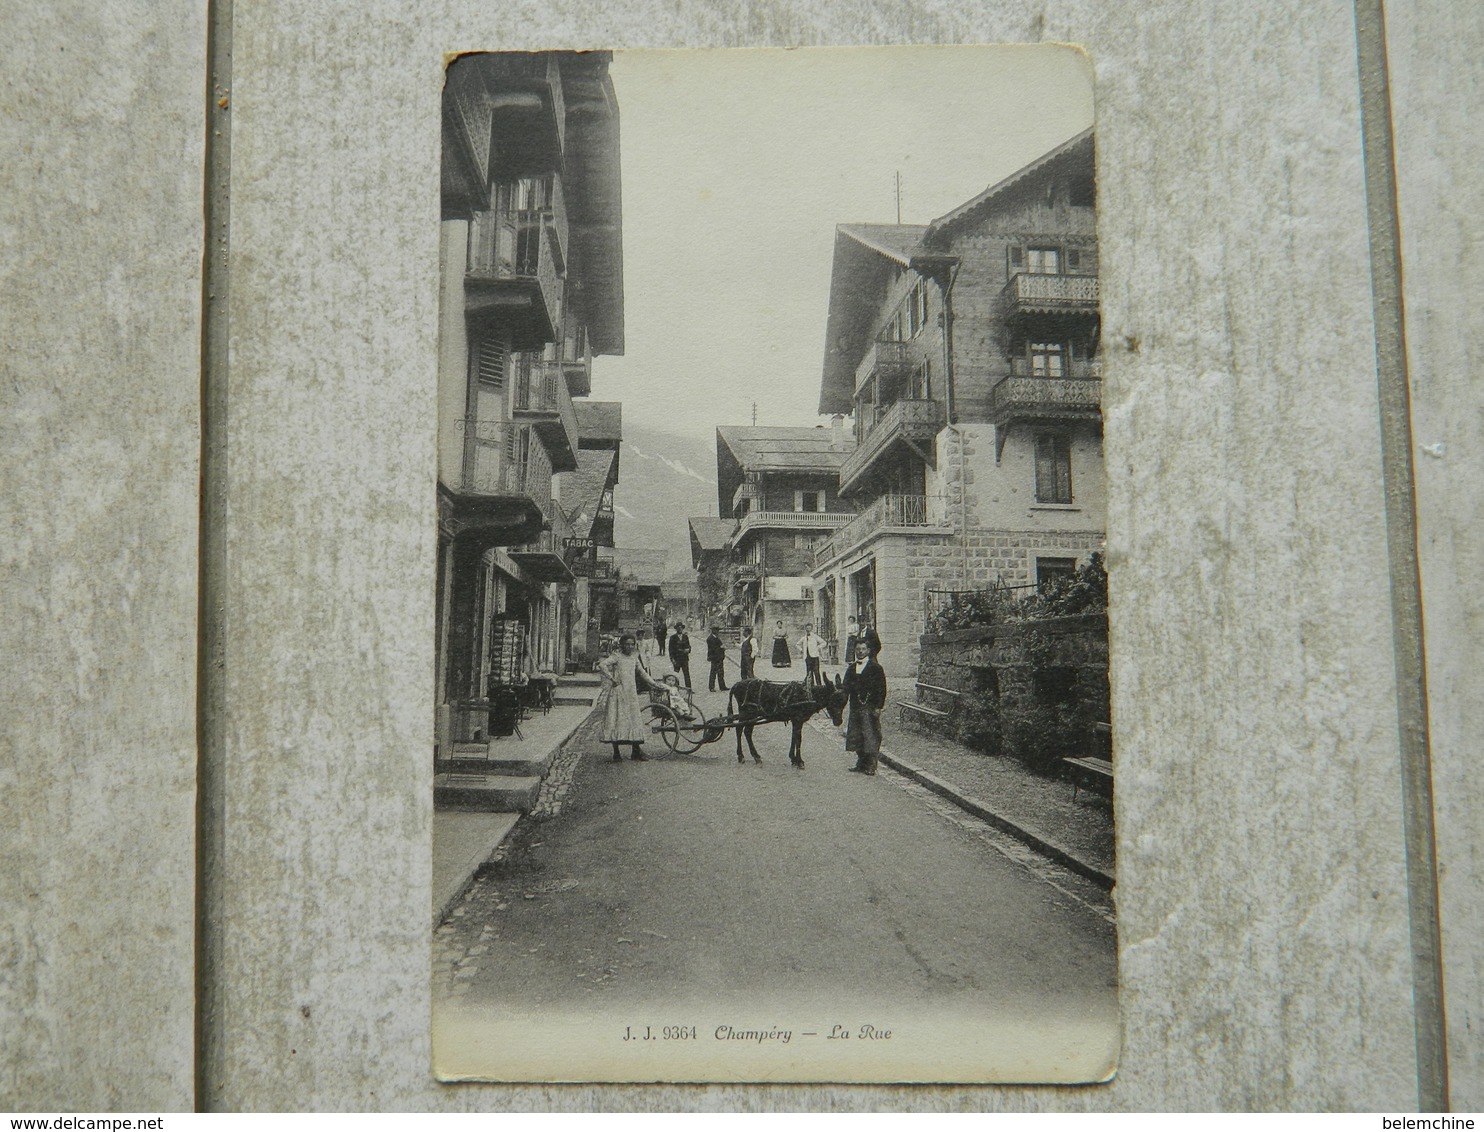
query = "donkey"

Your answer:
(727, 676), (848, 767)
